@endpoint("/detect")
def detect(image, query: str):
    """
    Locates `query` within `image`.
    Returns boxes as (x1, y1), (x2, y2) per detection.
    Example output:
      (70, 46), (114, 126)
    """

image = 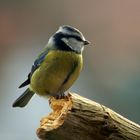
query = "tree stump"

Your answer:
(36, 93), (140, 140)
